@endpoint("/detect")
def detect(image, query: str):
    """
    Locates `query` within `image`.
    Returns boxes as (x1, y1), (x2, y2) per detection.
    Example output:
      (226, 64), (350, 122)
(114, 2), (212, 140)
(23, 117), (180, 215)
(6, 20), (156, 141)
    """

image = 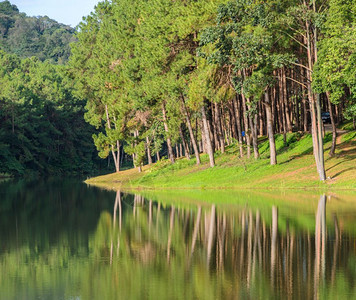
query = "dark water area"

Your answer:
(0, 179), (356, 299)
